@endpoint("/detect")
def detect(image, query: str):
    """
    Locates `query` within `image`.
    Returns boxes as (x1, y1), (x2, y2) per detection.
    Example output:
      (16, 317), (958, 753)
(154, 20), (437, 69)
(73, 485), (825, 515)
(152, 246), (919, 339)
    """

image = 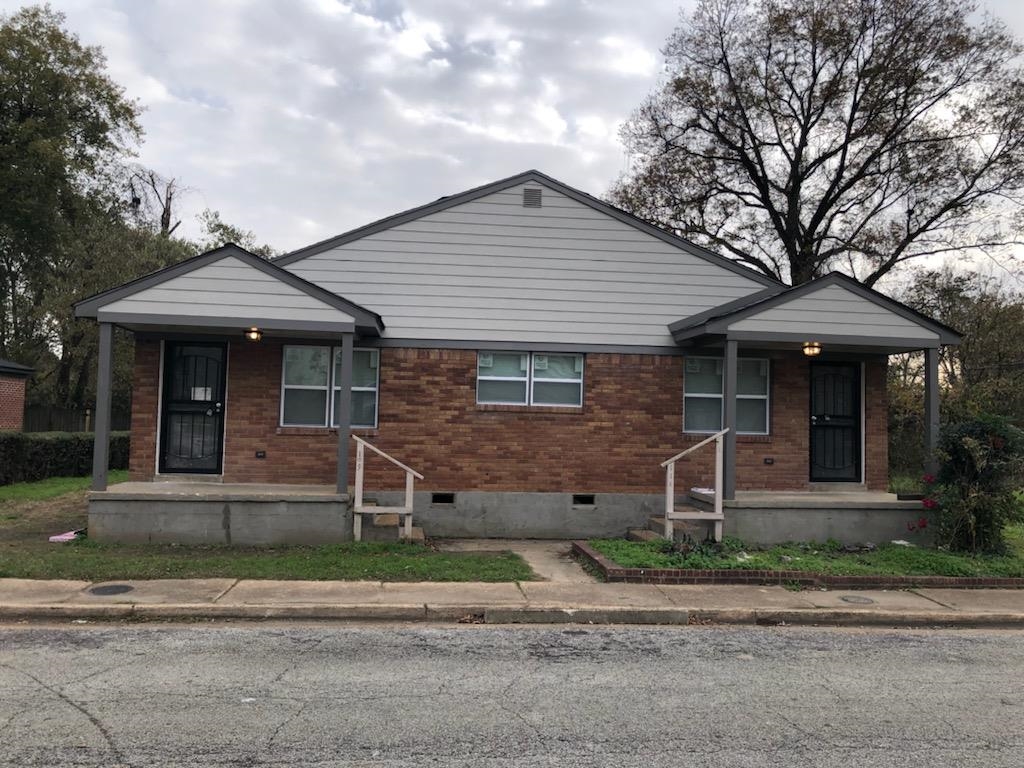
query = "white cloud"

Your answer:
(1, 0), (696, 250)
